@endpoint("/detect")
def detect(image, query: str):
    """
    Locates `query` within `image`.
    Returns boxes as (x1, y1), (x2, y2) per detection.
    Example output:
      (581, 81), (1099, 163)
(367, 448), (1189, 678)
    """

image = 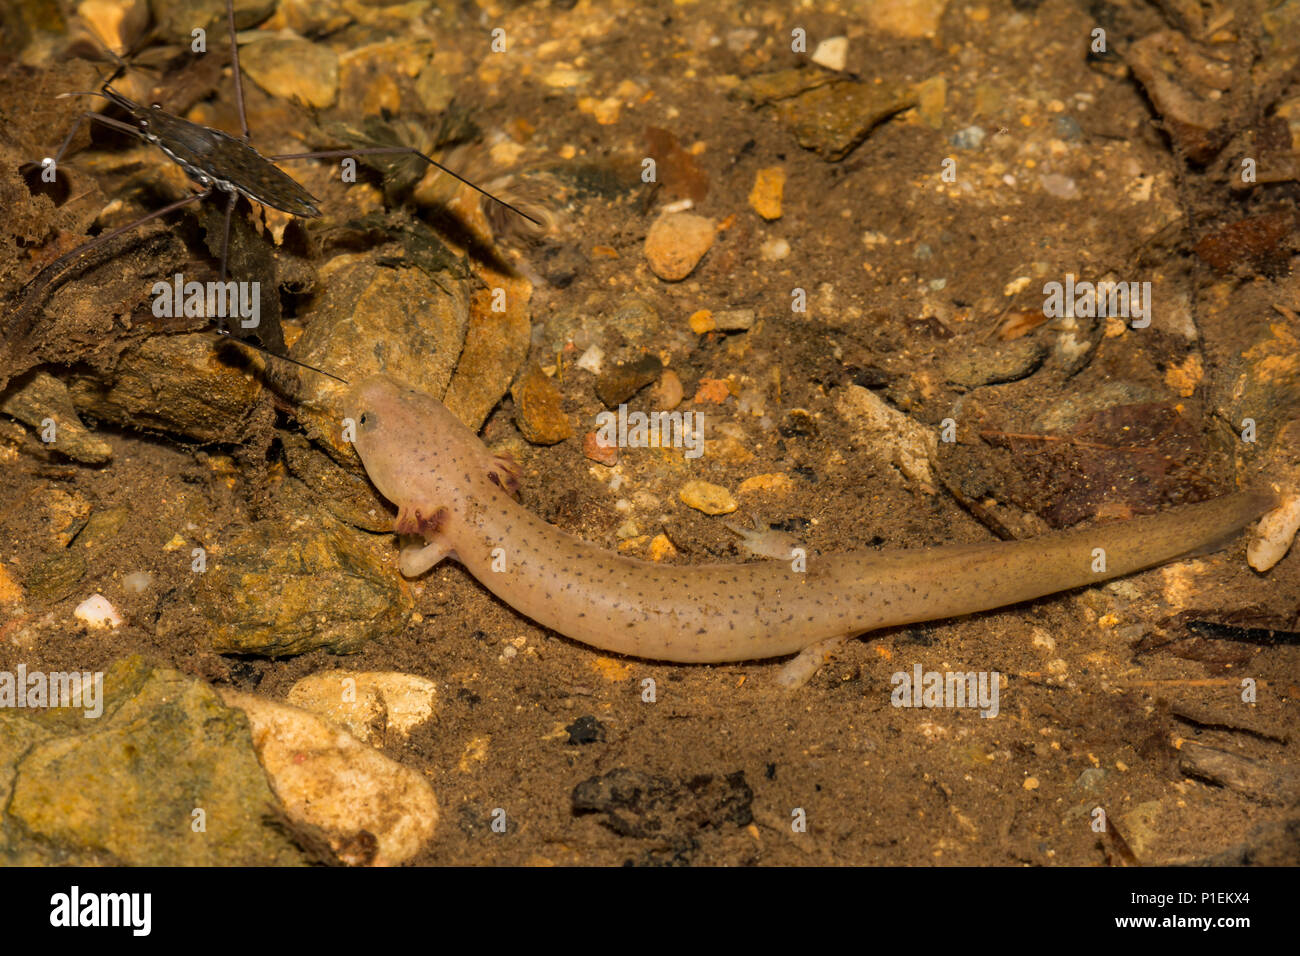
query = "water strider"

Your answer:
(11, 0), (540, 377)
